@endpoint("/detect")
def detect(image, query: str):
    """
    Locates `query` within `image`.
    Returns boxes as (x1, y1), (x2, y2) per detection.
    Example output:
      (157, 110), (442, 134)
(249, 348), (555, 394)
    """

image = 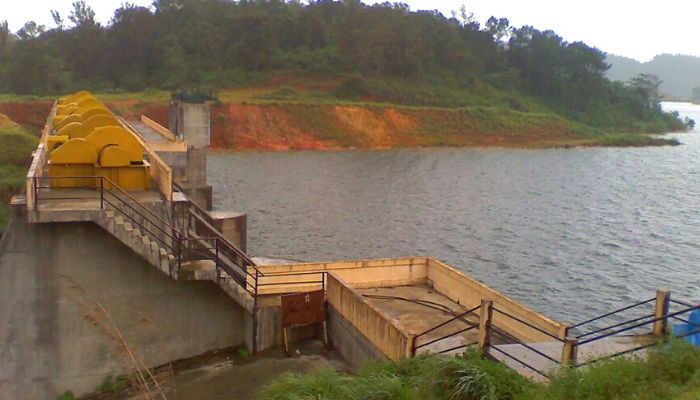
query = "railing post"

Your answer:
(653, 289), (671, 335)
(215, 239), (221, 282)
(33, 177), (38, 210)
(478, 299), (494, 351)
(558, 323), (572, 341)
(561, 337), (578, 366)
(408, 334), (417, 357)
(176, 232), (182, 275)
(99, 177), (104, 209)
(254, 269), (259, 307)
